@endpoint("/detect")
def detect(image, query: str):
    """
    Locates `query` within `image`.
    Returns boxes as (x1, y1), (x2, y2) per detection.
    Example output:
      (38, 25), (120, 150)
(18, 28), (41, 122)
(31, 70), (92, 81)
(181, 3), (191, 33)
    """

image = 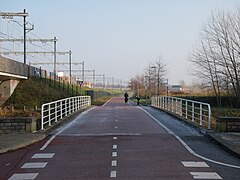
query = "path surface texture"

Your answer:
(1, 97), (240, 179)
